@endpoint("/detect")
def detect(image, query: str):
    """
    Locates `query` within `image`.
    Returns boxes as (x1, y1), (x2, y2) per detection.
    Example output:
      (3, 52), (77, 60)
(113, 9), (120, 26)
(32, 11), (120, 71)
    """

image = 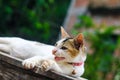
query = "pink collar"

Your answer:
(54, 56), (84, 66)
